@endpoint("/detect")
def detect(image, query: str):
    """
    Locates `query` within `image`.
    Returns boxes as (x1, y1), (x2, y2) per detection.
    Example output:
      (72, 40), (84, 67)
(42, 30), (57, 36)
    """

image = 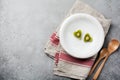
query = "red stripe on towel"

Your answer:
(59, 53), (94, 67)
(55, 53), (59, 65)
(50, 32), (59, 45)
